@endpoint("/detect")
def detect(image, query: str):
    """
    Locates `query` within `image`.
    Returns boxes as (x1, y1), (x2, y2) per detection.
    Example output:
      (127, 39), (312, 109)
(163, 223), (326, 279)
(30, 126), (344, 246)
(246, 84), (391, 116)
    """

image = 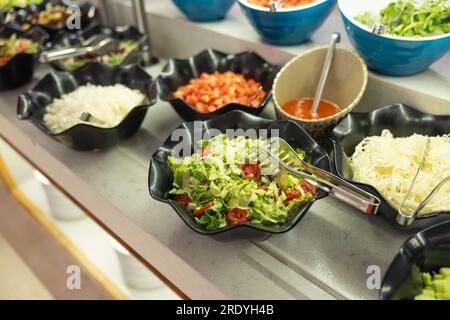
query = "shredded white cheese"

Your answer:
(351, 129), (450, 215)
